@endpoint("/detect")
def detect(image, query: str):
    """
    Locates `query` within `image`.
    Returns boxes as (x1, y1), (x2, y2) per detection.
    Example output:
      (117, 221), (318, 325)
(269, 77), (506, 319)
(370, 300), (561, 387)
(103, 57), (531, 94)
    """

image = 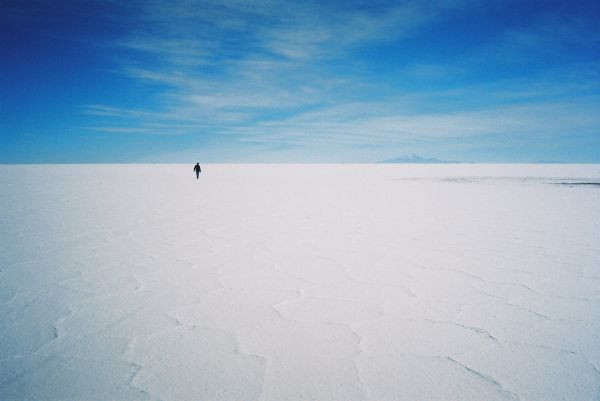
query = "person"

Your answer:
(193, 163), (201, 179)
